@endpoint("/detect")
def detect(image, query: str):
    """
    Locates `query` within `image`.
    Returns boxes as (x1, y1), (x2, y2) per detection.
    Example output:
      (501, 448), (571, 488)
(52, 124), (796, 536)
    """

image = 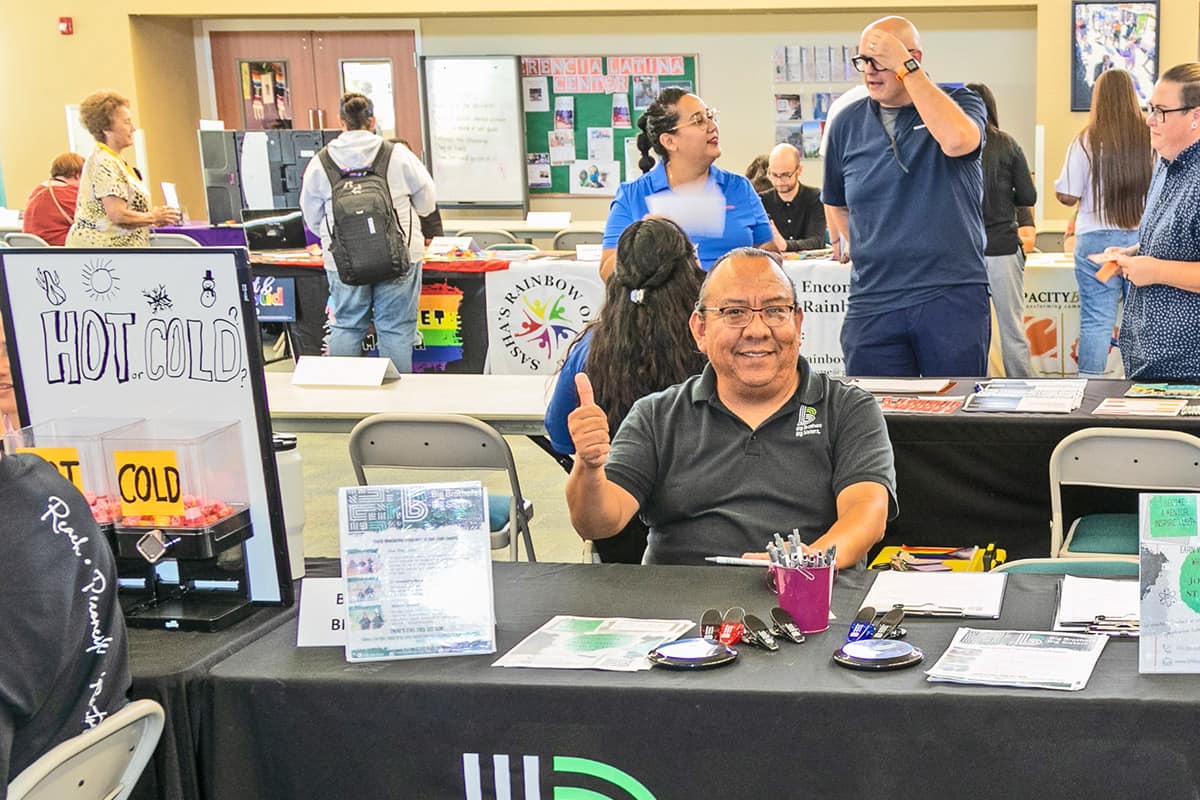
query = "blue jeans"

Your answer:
(326, 263), (422, 372)
(1074, 229), (1136, 376)
(841, 285), (990, 377)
